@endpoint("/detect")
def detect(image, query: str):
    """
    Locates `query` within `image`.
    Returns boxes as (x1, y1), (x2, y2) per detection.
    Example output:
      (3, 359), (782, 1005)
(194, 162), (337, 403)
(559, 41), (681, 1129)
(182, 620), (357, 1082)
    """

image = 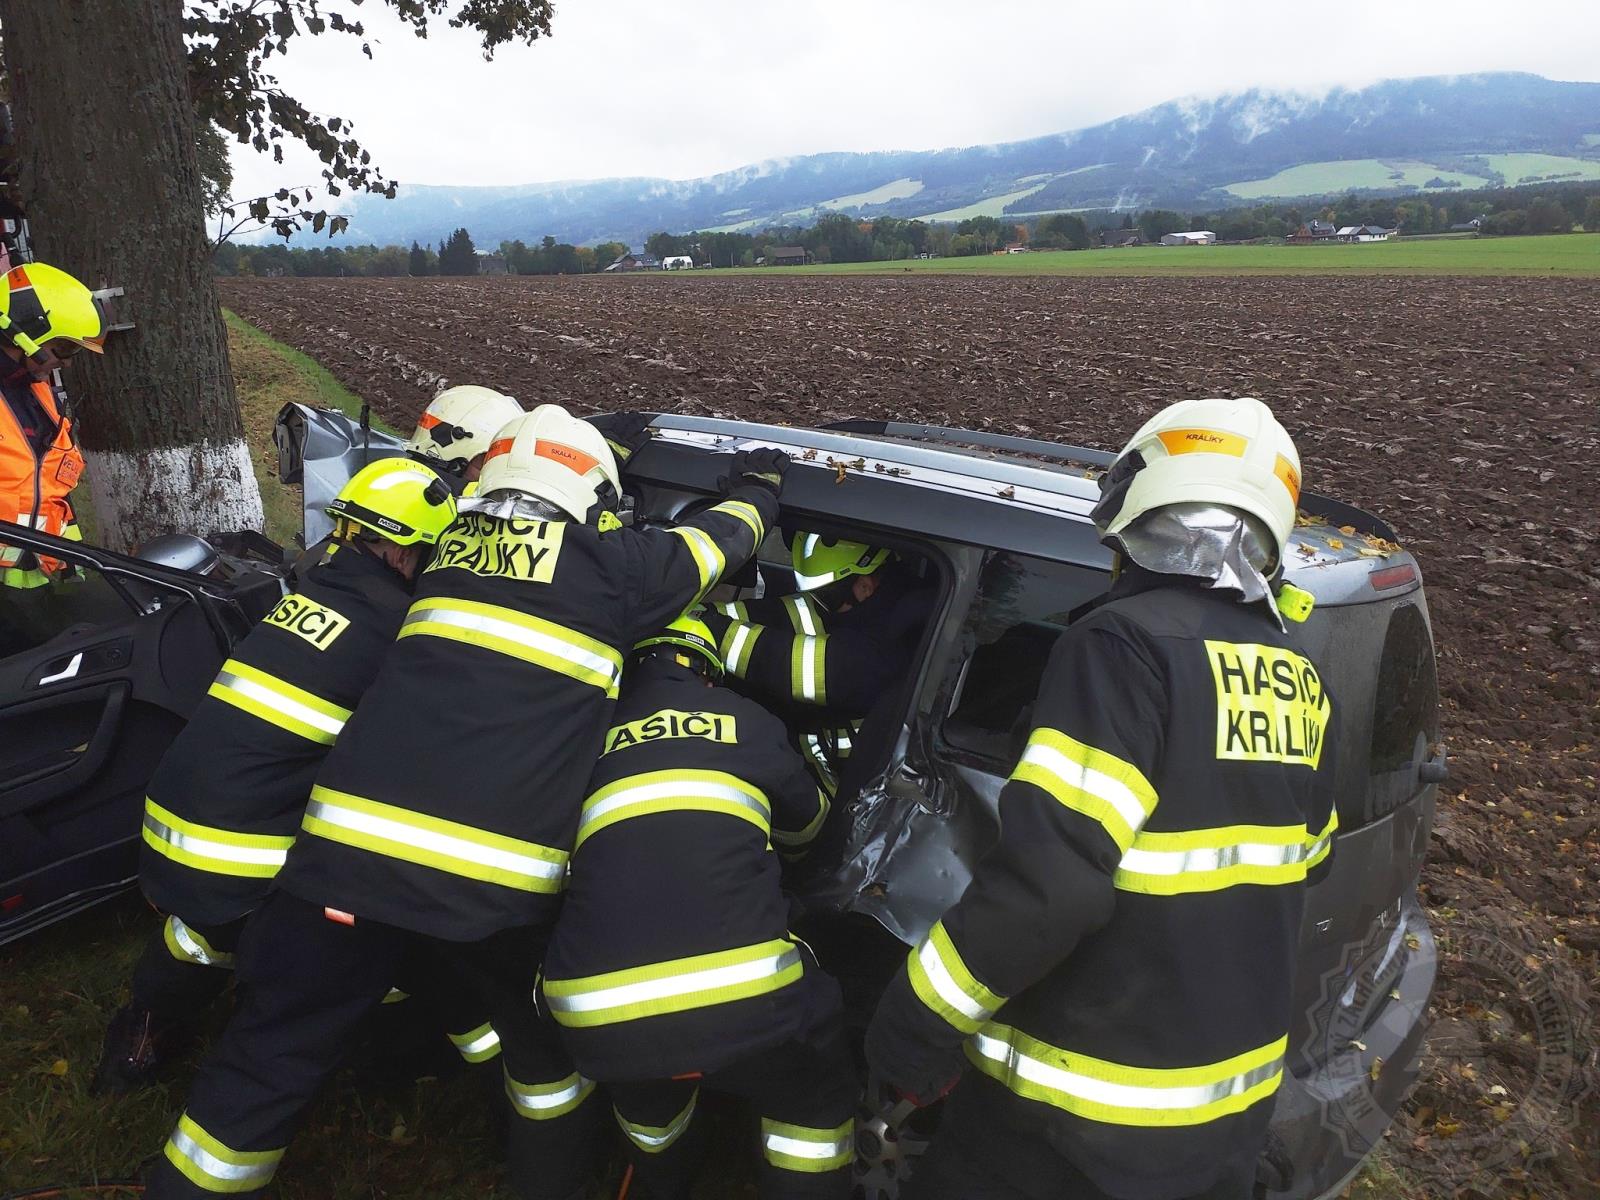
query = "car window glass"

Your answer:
(1366, 602), (1439, 821)
(943, 551), (1109, 764)
(0, 532), (152, 659)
